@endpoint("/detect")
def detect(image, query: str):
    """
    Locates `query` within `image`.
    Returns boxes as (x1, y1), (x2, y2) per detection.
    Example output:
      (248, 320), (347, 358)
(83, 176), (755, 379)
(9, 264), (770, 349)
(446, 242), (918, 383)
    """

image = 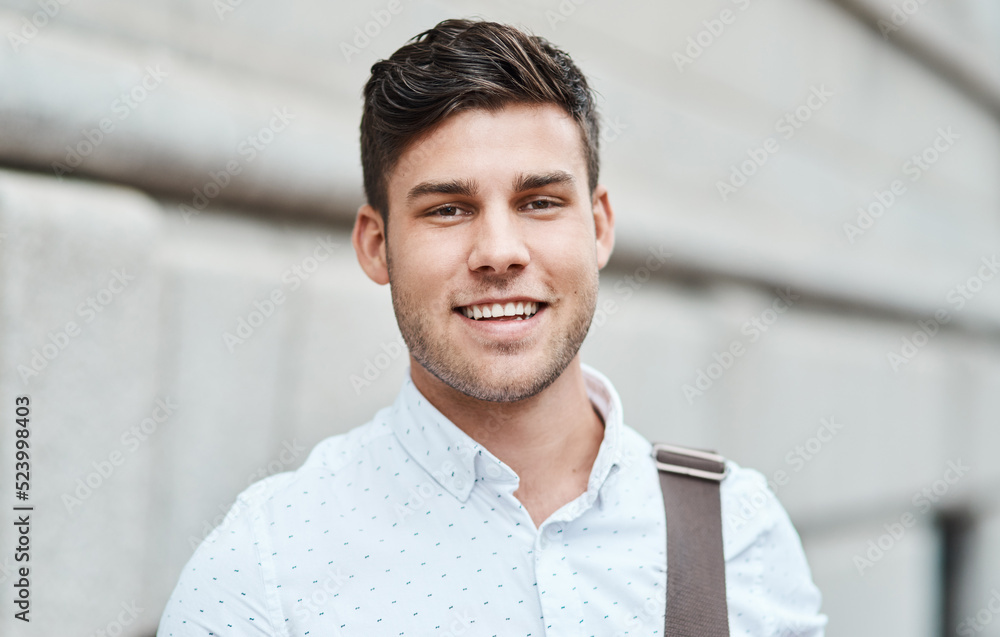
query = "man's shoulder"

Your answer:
(229, 407), (399, 517)
(160, 412), (400, 635)
(298, 407), (399, 474)
(623, 427), (783, 559)
(618, 424), (763, 494)
(718, 459), (790, 560)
